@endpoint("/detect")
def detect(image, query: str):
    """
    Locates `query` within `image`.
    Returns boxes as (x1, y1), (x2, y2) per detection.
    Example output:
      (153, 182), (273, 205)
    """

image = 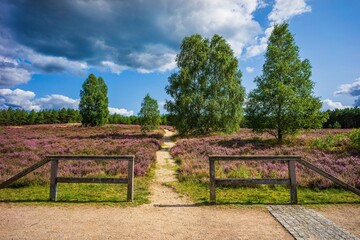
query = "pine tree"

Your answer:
(79, 74), (109, 126)
(138, 94), (161, 133)
(245, 23), (327, 142)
